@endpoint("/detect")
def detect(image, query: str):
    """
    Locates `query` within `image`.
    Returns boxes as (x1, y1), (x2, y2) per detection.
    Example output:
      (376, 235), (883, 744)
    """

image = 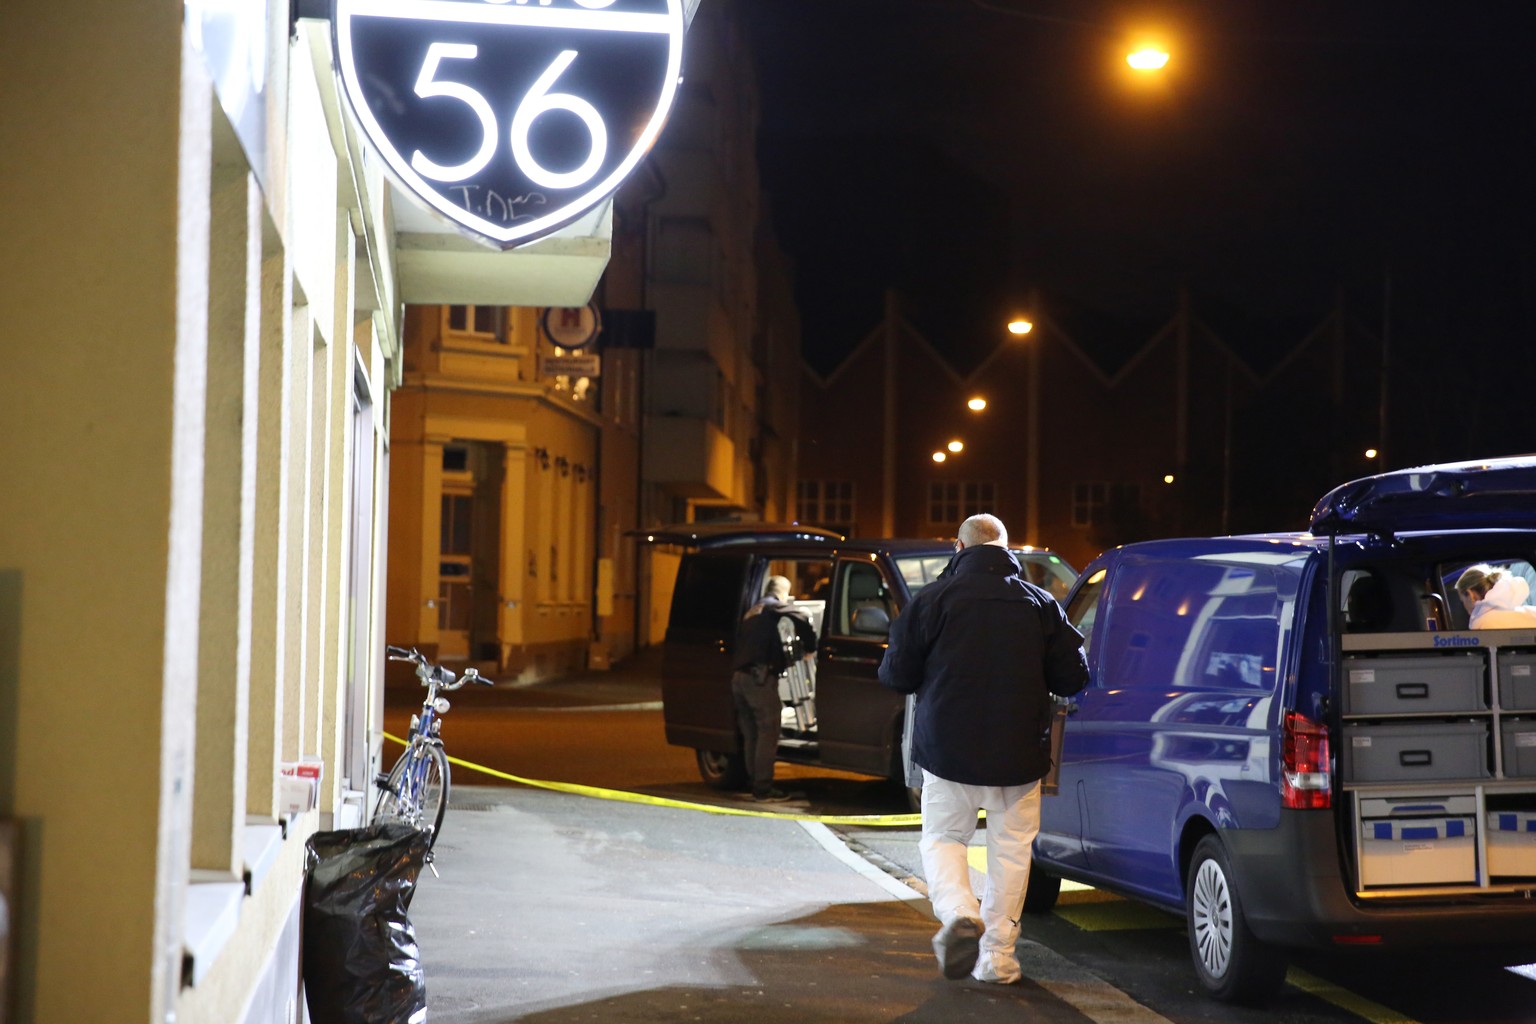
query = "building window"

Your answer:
(446, 305), (505, 341)
(927, 481), (996, 526)
(1072, 481), (1142, 528)
(797, 480), (855, 534)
